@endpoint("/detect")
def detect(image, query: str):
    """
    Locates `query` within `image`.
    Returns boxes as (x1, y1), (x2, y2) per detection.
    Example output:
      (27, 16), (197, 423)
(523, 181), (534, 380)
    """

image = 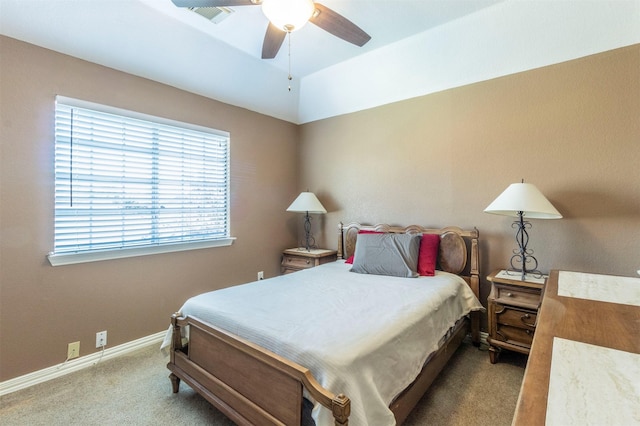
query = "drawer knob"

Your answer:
(506, 292), (513, 297)
(306, 260), (311, 264)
